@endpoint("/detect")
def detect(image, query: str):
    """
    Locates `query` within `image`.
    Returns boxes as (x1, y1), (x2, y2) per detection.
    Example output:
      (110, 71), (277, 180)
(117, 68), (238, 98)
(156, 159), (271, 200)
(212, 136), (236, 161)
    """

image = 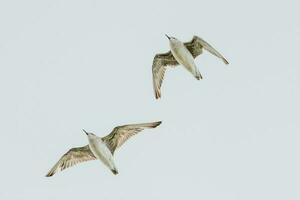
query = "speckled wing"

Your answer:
(46, 145), (96, 177)
(152, 51), (179, 99)
(103, 121), (162, 154)
(184, 36), (229, 64)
